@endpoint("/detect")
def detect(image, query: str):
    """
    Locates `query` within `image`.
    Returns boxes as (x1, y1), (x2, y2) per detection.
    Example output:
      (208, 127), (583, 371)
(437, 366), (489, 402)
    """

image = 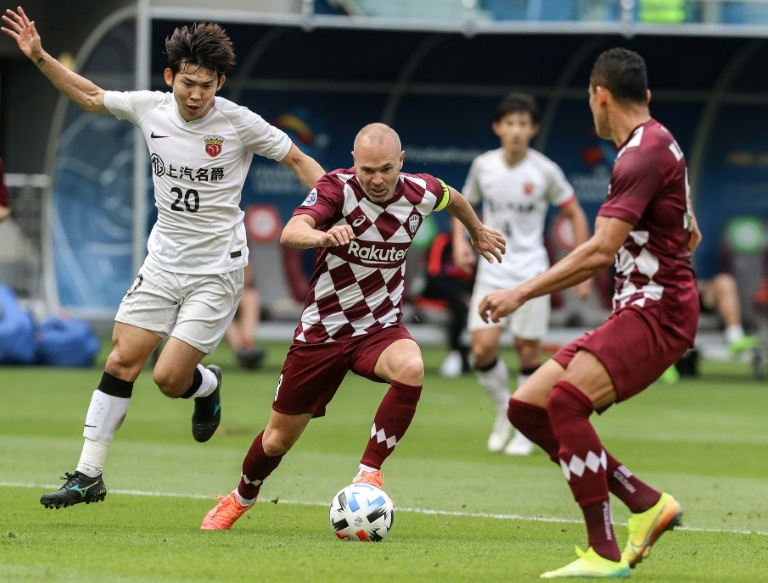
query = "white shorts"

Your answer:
(467, 280), (550, 340)
(115, 262), (244, 355)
